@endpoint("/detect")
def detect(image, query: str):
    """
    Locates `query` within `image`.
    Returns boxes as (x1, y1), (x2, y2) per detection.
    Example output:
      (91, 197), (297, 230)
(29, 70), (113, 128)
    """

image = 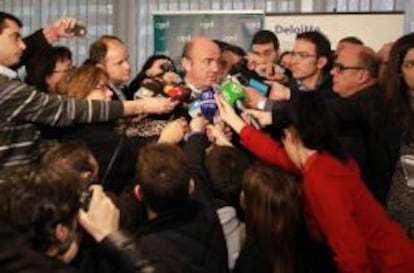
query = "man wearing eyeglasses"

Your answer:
(287, 31), (336, 99)
(0, 12), (178, 175)
(245, 31), (337, 110)
(329, 44), (400, 205)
